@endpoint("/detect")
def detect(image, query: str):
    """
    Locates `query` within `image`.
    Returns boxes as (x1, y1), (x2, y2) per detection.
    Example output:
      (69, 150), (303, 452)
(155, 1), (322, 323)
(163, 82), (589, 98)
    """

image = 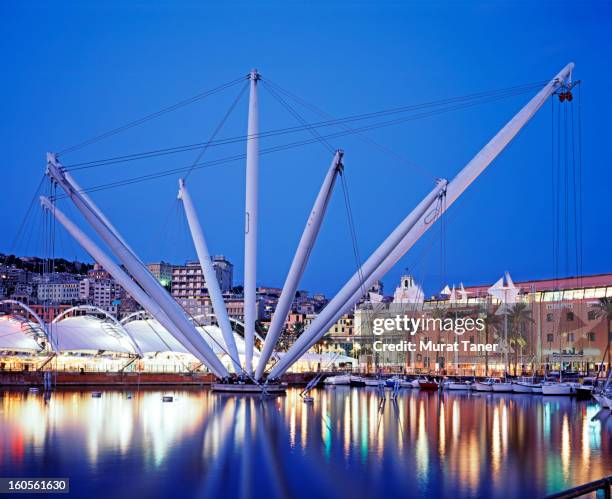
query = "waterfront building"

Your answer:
(146, 261), (174, 288)
(171, 258), (234, 317)
(353, 273), (612, 375)
(37, 281), (80, 303)
(79, 278), (119, 314)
